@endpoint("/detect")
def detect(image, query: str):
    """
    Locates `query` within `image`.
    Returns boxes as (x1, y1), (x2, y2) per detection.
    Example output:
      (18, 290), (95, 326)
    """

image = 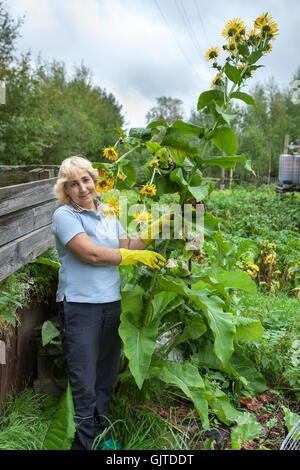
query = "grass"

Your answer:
(0, 388), (56, 450)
